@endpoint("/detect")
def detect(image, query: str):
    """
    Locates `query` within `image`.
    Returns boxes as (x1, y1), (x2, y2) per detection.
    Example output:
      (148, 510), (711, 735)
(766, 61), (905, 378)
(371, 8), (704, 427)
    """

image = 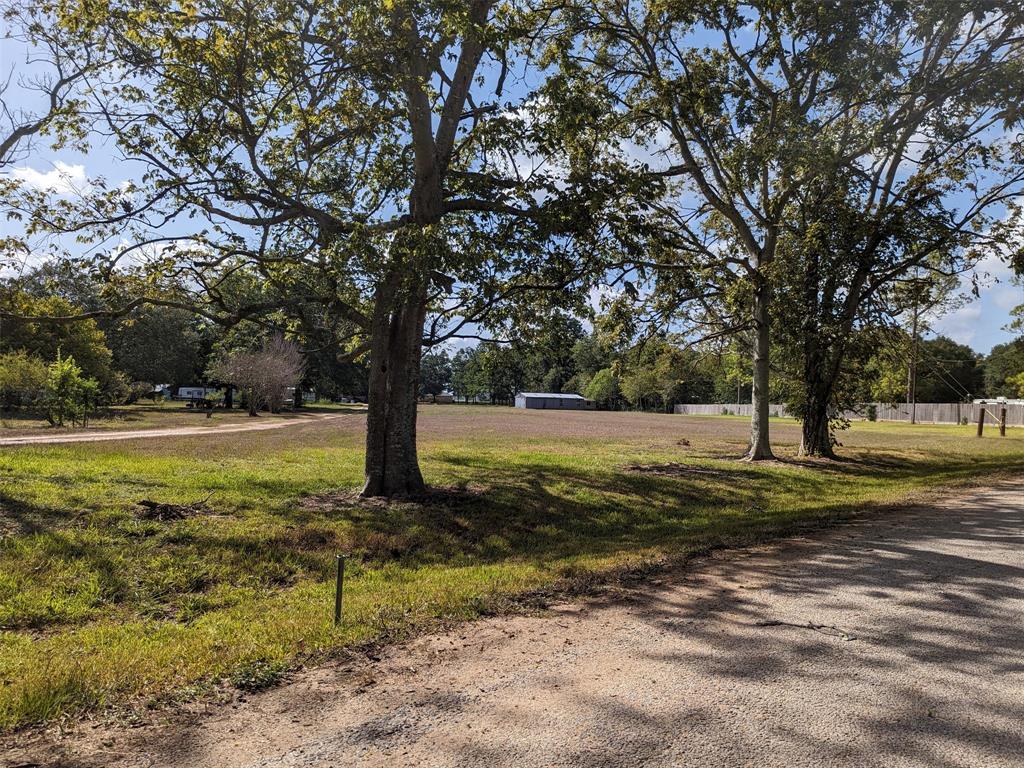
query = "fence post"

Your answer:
(1000, 406), (1007, 437)
(334, 554), (345, 625)
(976, 407), (985, 437)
